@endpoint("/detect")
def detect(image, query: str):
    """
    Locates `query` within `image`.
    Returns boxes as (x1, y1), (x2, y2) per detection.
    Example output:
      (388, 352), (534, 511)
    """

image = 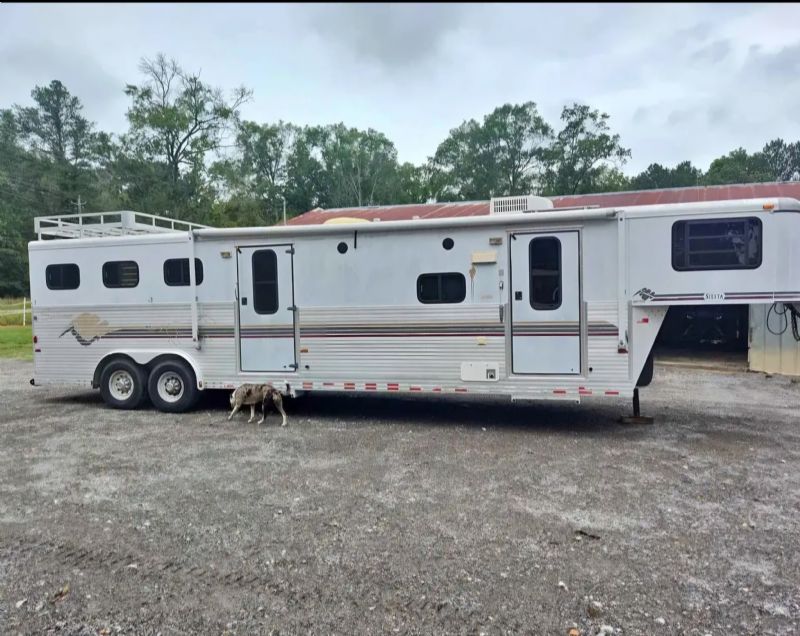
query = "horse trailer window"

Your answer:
(672, 217), (762, 271)
(164, 258), (204, 286)
(102, 261), (139, 288)
(45, 263), (80, 290)
(417, 273), (466, 304)
(529, 237), (561, 310)
(252, 249), (279, 314)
